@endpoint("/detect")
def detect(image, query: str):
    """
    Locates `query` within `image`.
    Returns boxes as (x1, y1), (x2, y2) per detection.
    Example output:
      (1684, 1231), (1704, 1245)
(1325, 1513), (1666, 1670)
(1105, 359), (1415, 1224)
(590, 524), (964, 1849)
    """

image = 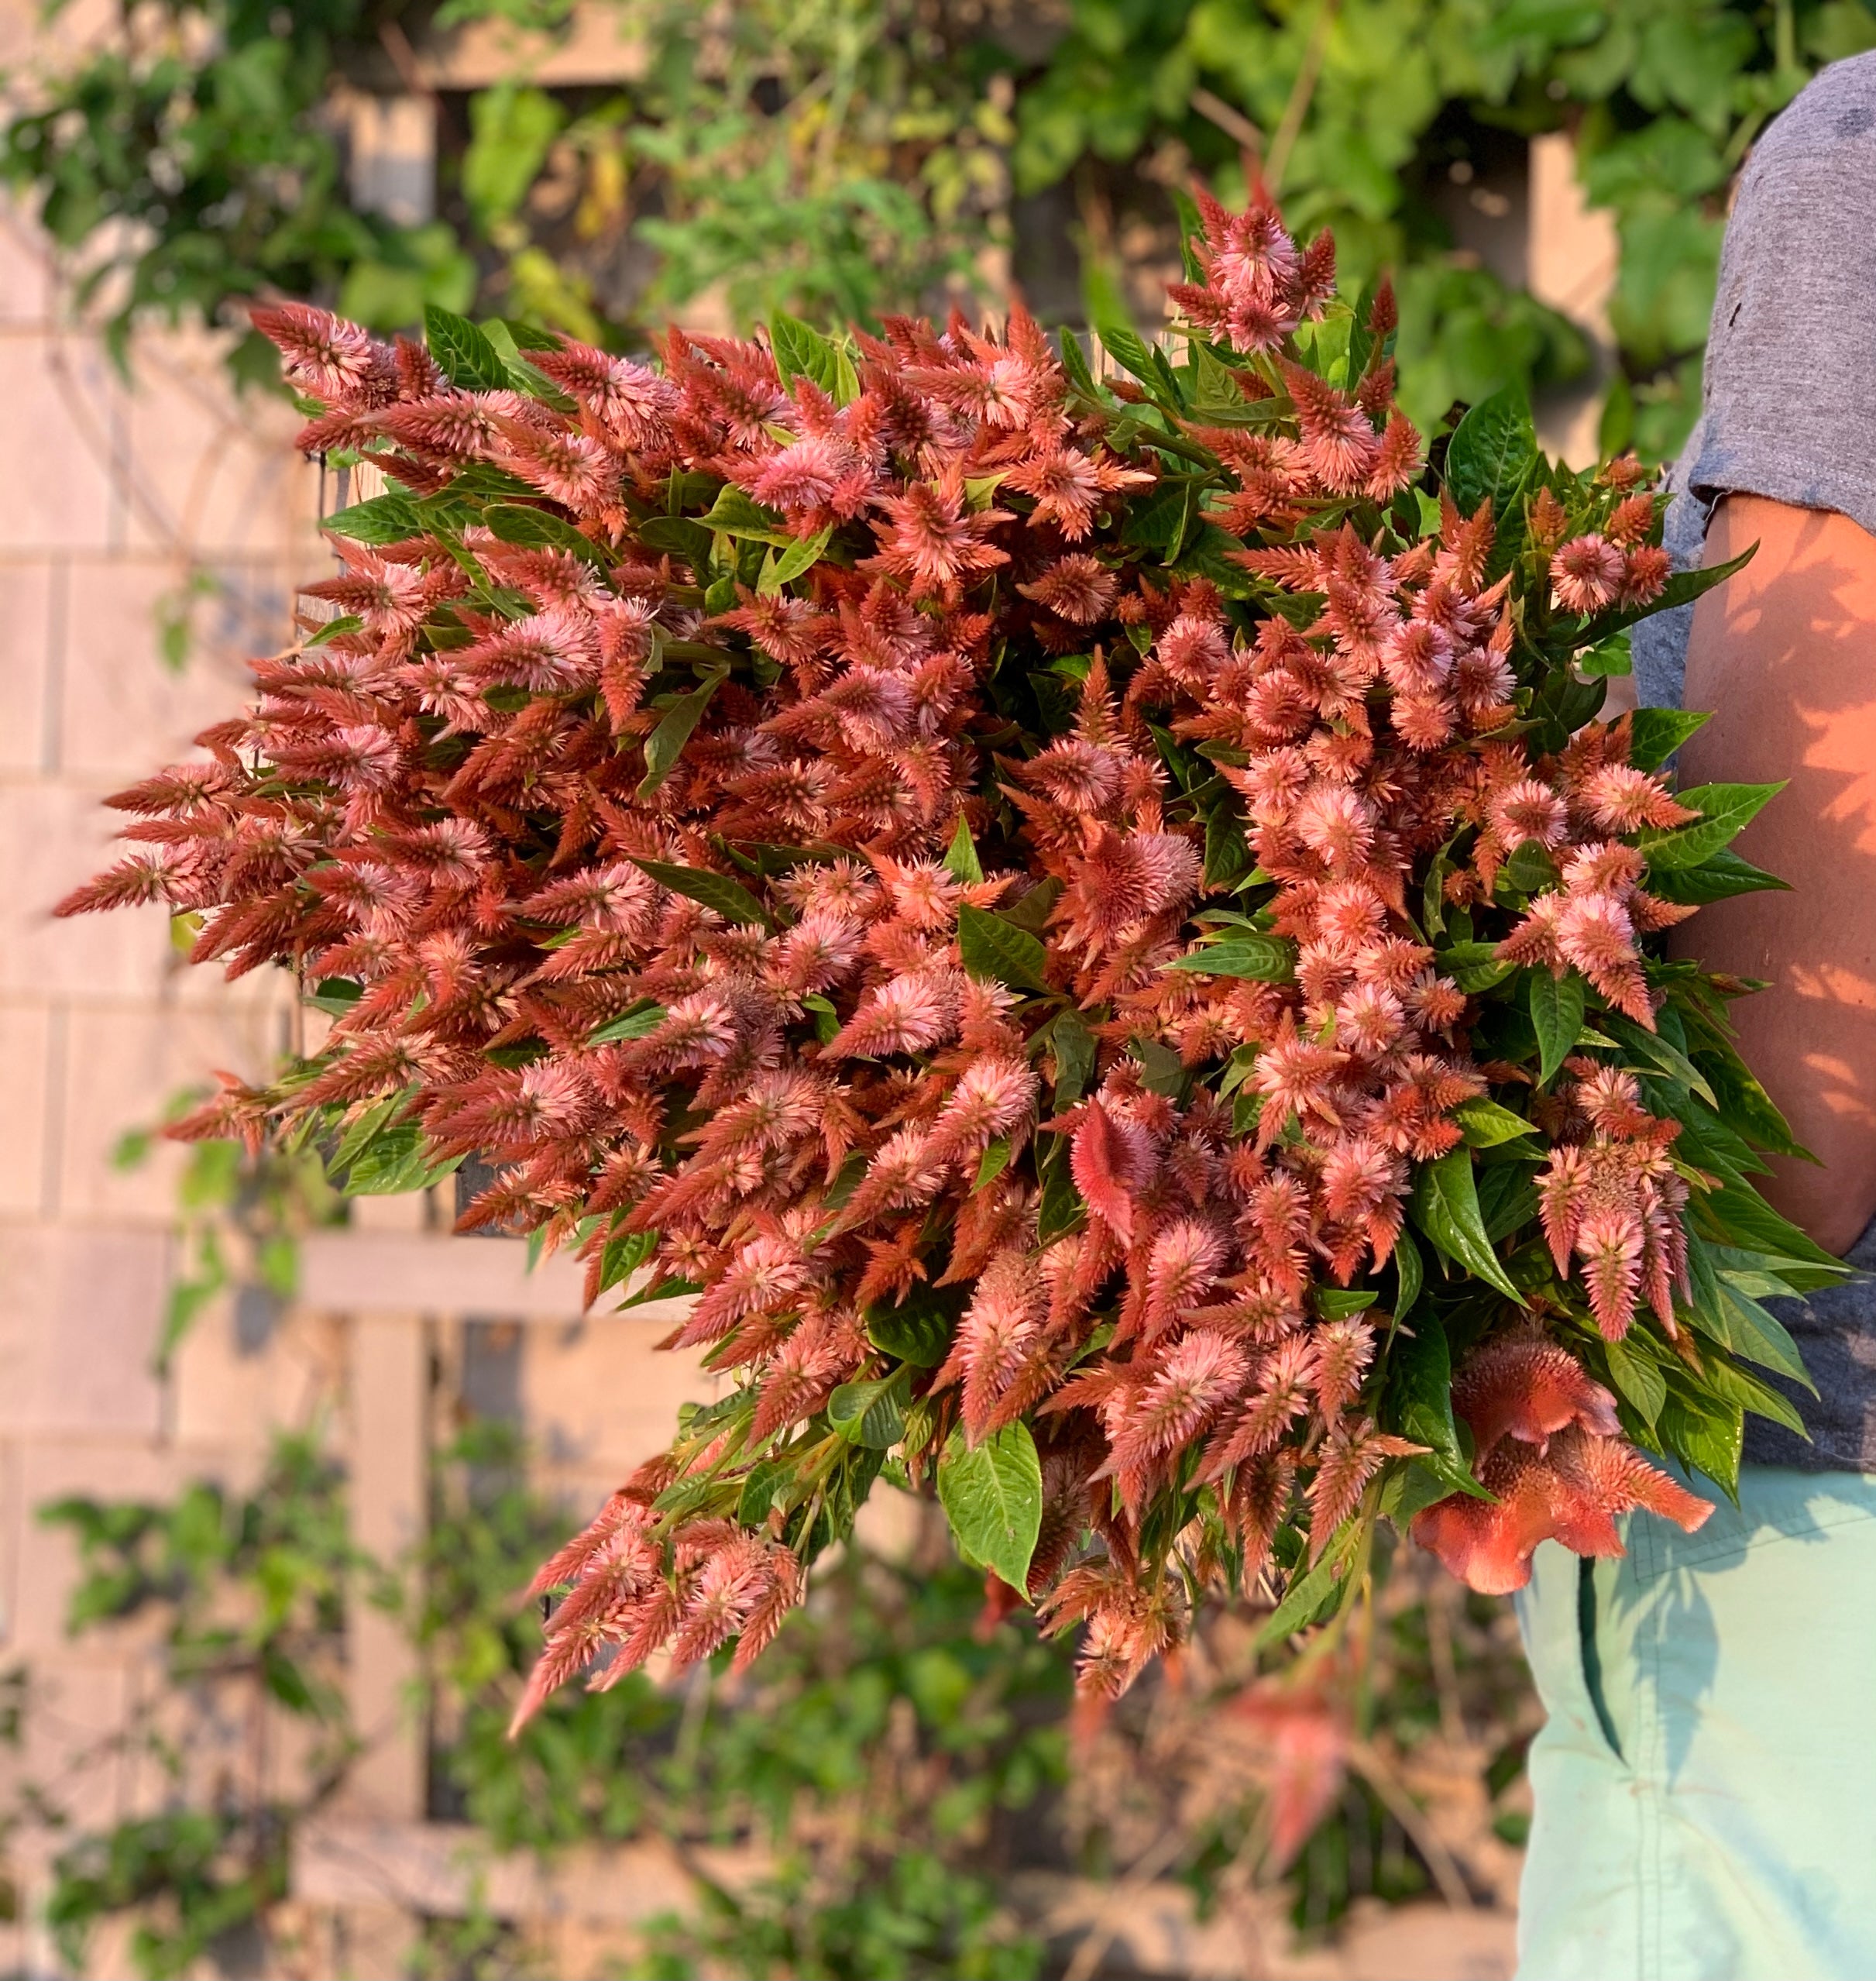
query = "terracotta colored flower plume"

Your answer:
(60, 193), (1833, 1716)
